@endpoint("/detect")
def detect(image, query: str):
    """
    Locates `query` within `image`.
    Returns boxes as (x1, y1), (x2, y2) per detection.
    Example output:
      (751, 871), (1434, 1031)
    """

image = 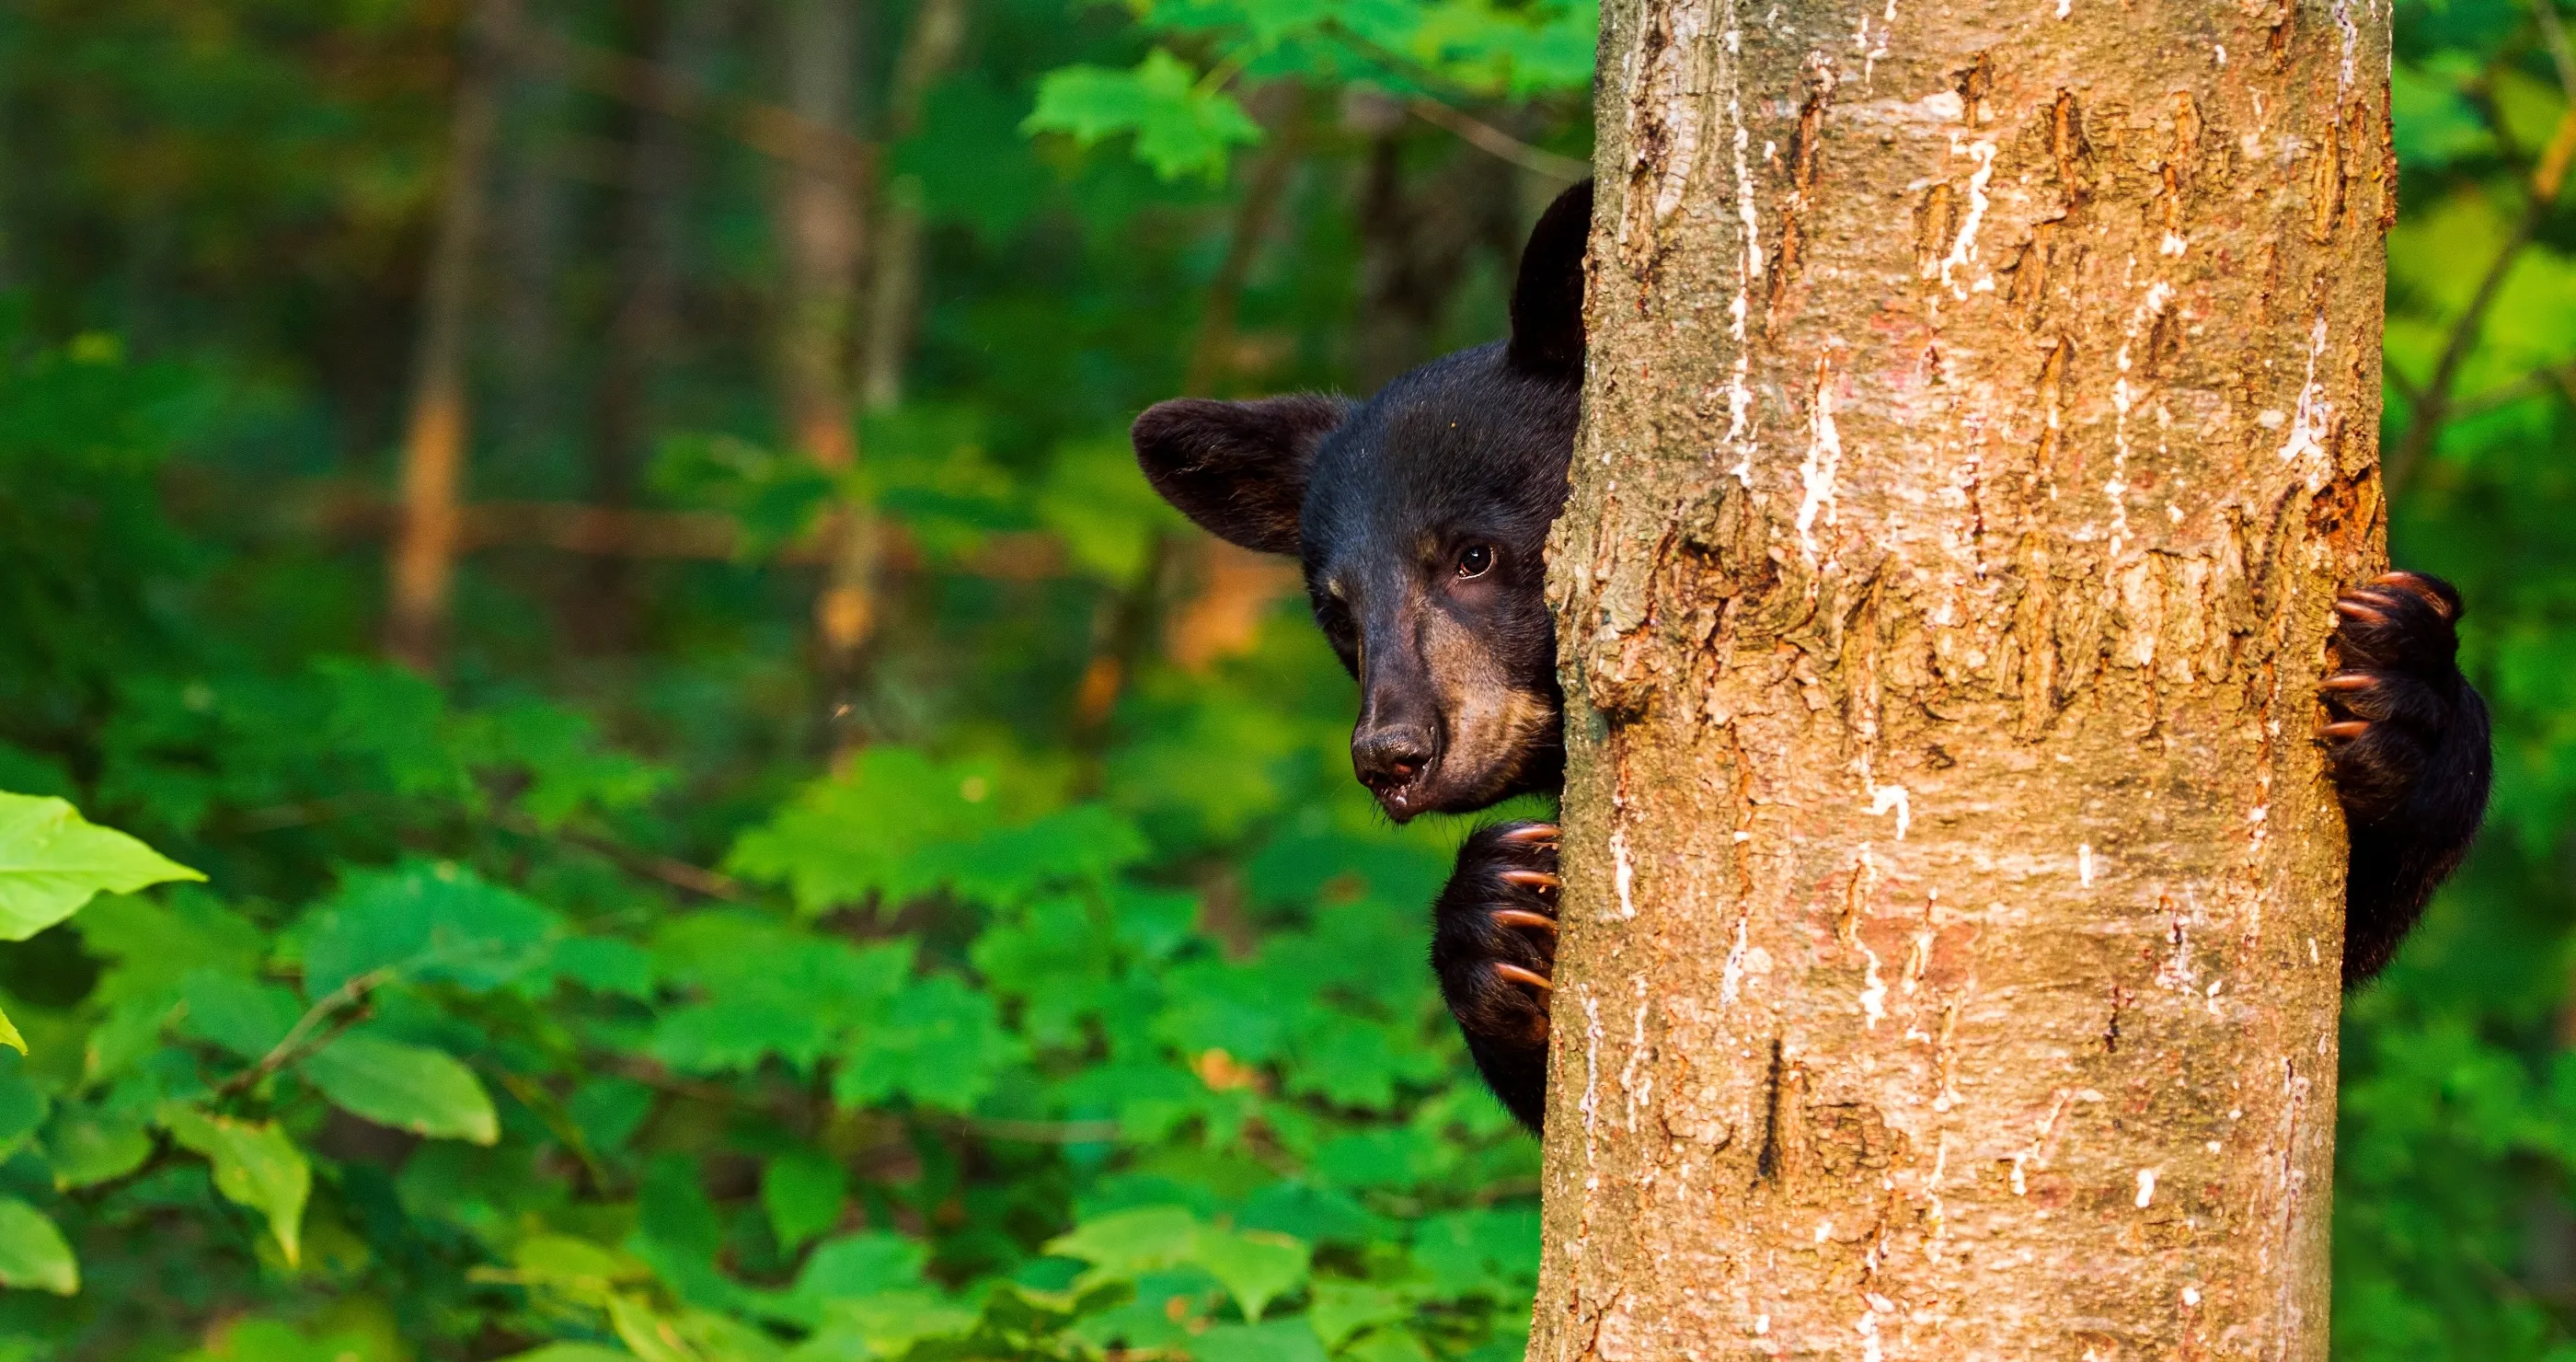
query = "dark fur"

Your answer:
(1134, 179), (2491, 1134)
